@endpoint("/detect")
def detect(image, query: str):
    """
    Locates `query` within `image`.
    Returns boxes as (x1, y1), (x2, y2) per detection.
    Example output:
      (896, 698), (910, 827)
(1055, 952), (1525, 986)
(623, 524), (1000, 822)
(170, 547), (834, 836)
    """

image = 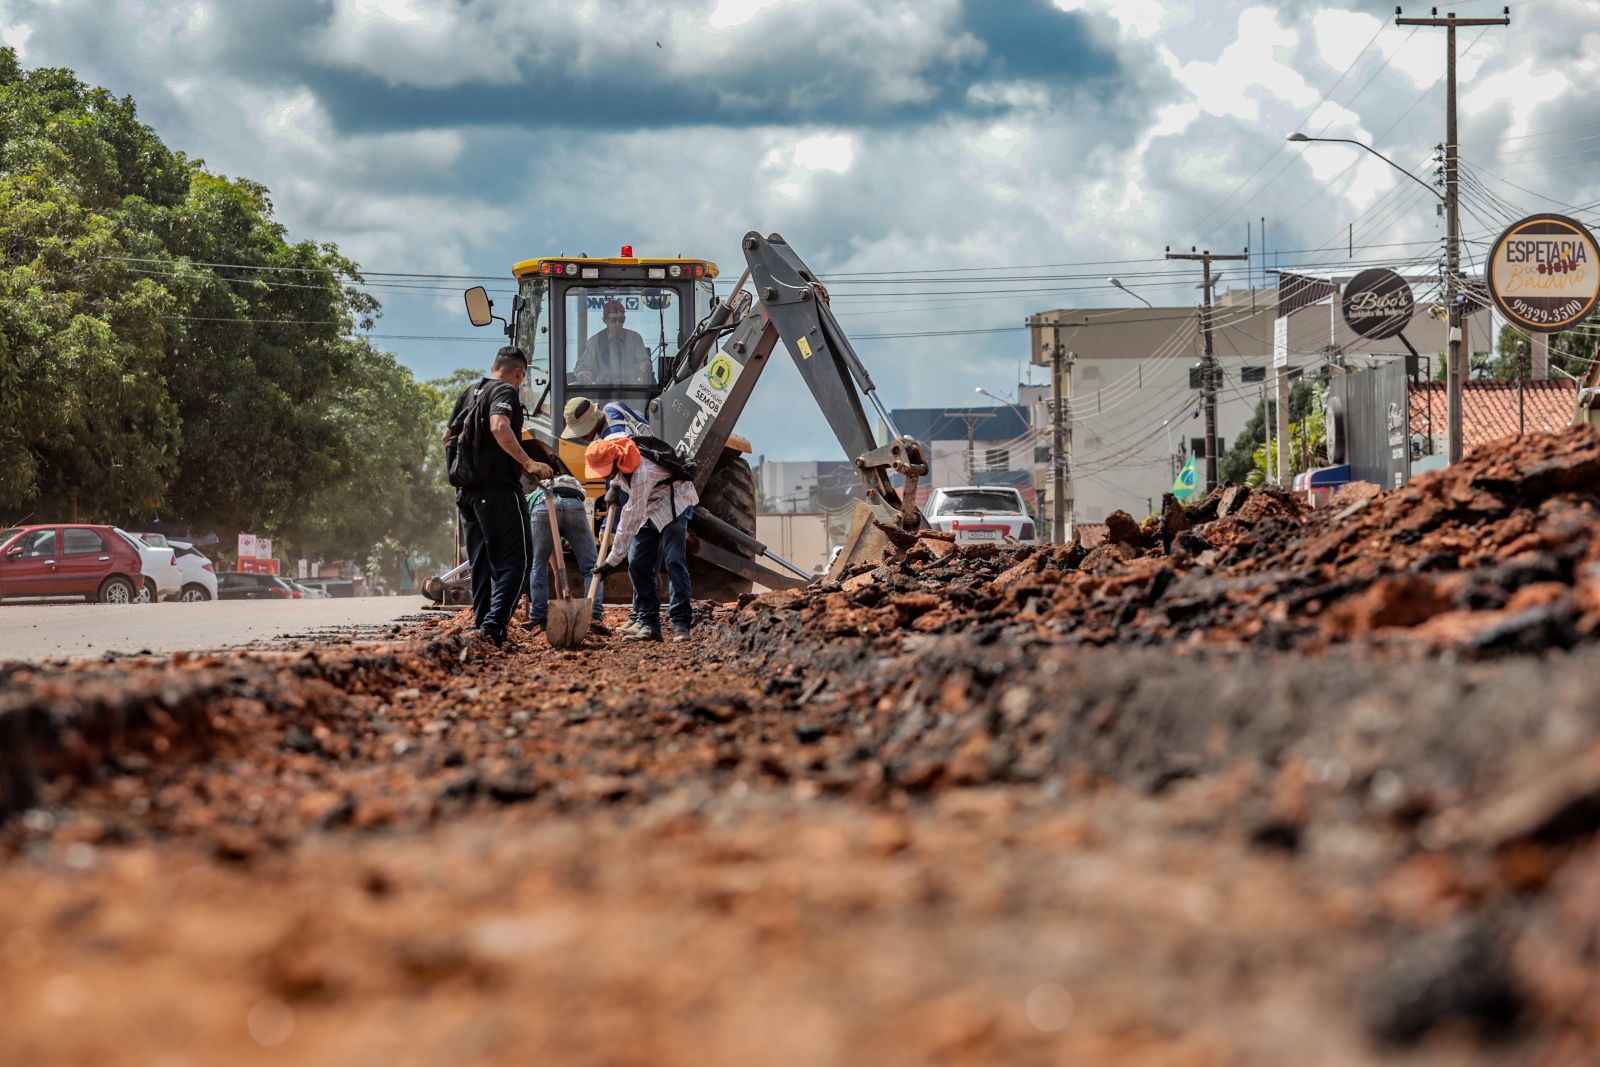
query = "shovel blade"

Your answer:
(547, 597), (593, 650)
